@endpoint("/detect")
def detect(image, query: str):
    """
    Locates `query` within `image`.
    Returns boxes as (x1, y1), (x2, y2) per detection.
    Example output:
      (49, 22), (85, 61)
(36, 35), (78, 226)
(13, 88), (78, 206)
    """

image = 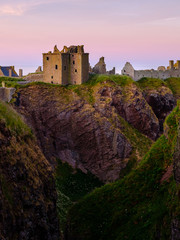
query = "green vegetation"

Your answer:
(0, 76), (24, 88)
(118, 116), (152, 158)
(165, 78), (180, 99)
(56, 160), (103, 202)
(67, 102), (180, 240)
(0, 101), (32, 137)
(85, 74), (134, 87)
(65, 74), (135, 105)
(55, 159), (103, 230)
(0, 174), (13, 205)
(0, 76), (24, 82)
(117, 116), (152, 177)
(137, 77), (168, 90)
